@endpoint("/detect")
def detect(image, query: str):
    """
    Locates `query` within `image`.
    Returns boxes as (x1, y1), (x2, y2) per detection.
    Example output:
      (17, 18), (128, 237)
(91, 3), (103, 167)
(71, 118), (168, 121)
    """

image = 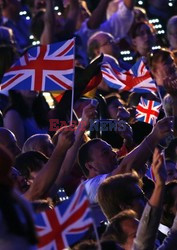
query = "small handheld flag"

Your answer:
(101, 58), (157, 93)
(136, 97), (161, 125)
(0, 39), (75, 92)
(35, 185), (93, 250)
